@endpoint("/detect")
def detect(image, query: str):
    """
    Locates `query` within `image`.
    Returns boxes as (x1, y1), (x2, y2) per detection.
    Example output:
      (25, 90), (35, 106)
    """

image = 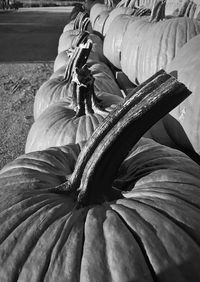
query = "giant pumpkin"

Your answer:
(1, 70), (200, 281)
